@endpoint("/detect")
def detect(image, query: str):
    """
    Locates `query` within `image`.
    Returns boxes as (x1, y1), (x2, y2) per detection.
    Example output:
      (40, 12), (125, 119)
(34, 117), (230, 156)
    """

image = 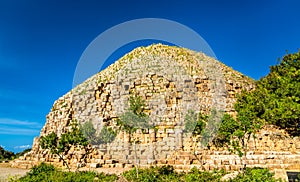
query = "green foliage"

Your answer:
(0, 147), (31, 161)
(184, 110), (206, 136)
(123, 166), (225, 182)
(122, 166), (280, 182)
(201, 109), (223, 147)
(117, 94), (151, 178)
(184, 167), (225, 182)
(0, 146), (15, 161)
(214, 112), (262, 158)
(259, 51), (300, 135)
(27, 162), (56, 176)
(80, 121), (116, 145)
(117, 94), (151, 135)
(129, 95), (147, 117)
(15, 148), (31, 158)
(235, 51), (300, 135)
(40, 121), (88, 154)
(123, 165), (180, 182)
(80, 120), (96, 143)
(213, 114), (239, 147)
(228, 167), (281, 182)
(118, 111), (151, 134)
(40, 120), (89, 170)
(40, 132), (59, 153)
(210, 52), (300, 163)
(15, 163), (117, 182)
(58, 125), (89, 153)
(98, 125), (117, 144)
(14, 164), (280, 182)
